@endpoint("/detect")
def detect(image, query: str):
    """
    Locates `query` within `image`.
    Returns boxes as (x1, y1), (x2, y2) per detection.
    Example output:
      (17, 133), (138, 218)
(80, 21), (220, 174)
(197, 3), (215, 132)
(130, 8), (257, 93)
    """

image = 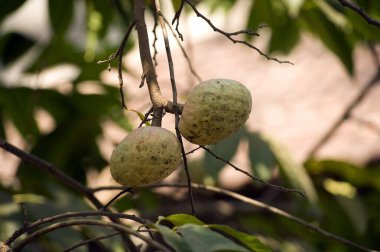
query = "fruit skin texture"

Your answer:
(179, 79), (252, 145)
(110, 126), (182, 187)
